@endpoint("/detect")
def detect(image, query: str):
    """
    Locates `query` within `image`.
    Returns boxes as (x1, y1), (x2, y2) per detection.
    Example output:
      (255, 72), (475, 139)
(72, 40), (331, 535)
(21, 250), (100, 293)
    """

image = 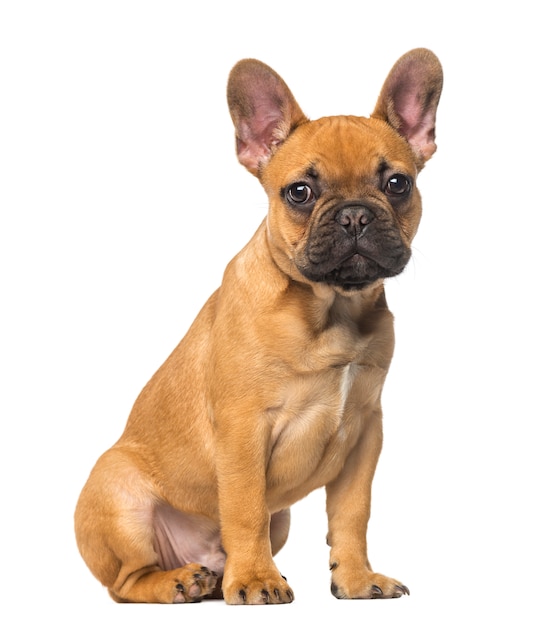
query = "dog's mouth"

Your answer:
(319, 252), (398, 291)
(299, 245), (410, 291)
(335, 253), (379, 290)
